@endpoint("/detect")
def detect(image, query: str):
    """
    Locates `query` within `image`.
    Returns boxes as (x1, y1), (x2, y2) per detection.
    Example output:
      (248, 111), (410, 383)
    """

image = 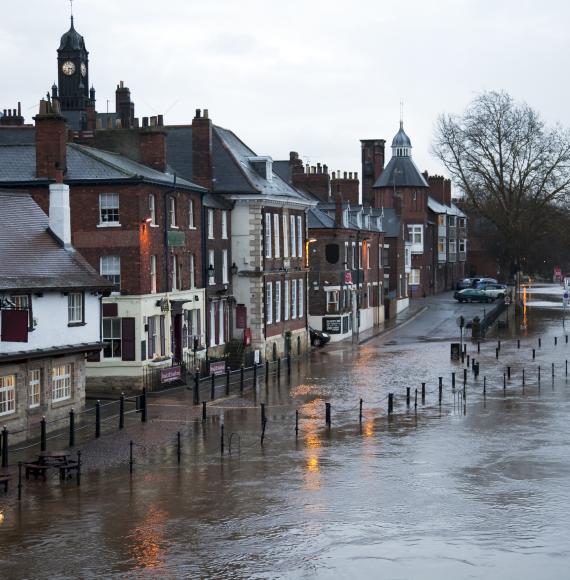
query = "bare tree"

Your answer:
(433, 91), (570, 273)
